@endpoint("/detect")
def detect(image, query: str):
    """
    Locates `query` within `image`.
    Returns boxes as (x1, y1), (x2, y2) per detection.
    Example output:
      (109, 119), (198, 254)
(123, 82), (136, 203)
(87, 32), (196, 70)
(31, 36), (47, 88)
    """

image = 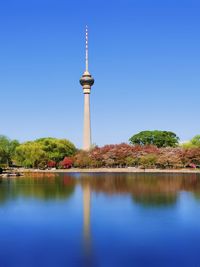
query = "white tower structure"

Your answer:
(80, 26), (94, 151)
